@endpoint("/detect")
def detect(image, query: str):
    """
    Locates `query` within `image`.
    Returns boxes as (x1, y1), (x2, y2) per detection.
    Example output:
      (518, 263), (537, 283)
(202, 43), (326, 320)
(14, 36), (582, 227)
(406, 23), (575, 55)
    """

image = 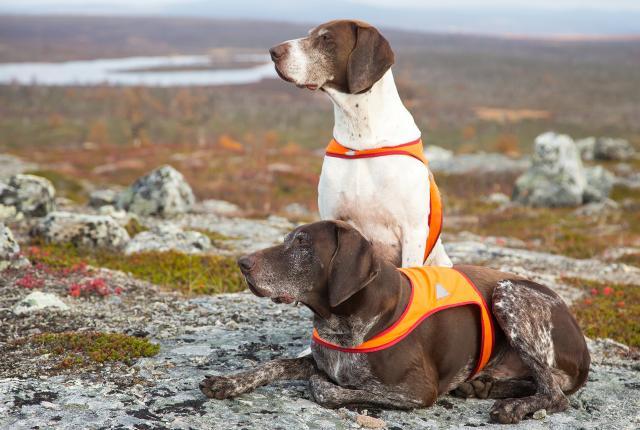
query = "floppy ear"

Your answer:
(347, 23), (395, 94)
(328, 223), (380, 308)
